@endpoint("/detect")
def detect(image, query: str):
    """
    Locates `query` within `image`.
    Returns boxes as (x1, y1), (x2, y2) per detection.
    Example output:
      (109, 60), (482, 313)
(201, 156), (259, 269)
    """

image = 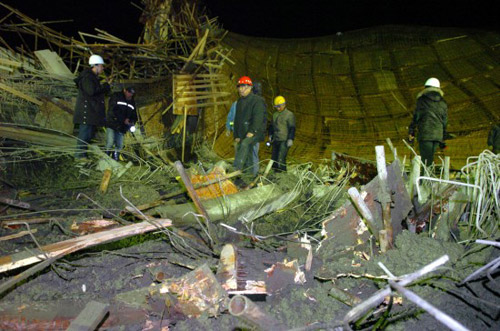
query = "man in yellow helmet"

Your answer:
(269, 95), (295, 171)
